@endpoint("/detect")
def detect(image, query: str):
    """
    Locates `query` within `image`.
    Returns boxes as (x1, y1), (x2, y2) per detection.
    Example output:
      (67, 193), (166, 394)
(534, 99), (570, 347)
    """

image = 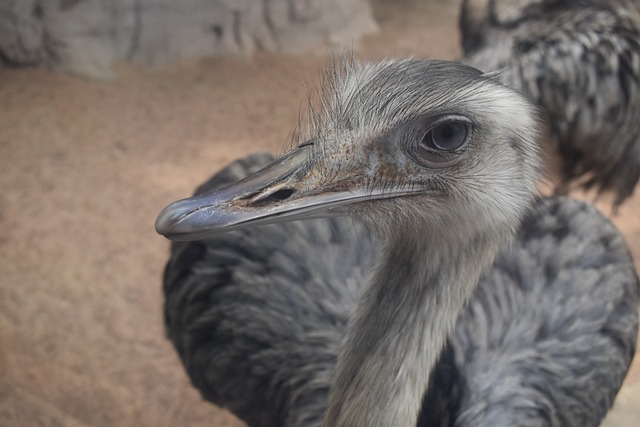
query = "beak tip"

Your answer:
(155, 196), (233, 241)
(155, 198), (196, 238)
(155, 205), (177, 237)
